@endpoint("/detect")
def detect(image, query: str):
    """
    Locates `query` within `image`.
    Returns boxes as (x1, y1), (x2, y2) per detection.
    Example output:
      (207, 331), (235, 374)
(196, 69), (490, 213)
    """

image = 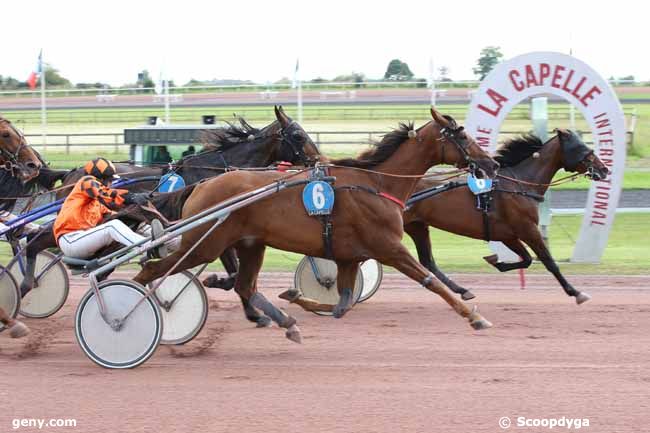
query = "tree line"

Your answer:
(1, 49), (639, 91)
